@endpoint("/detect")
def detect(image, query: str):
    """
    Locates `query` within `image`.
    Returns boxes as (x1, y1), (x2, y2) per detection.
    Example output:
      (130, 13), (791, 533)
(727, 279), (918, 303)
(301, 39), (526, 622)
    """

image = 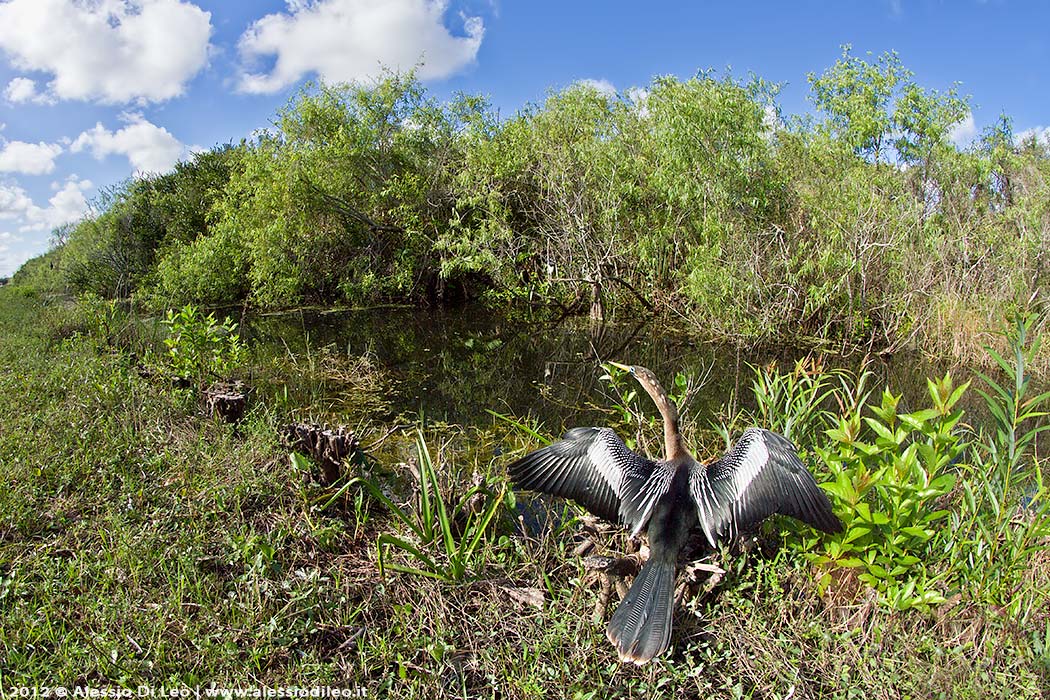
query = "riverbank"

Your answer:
(0, 289), (1047, 697)
(12, 51), (1050, 363)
